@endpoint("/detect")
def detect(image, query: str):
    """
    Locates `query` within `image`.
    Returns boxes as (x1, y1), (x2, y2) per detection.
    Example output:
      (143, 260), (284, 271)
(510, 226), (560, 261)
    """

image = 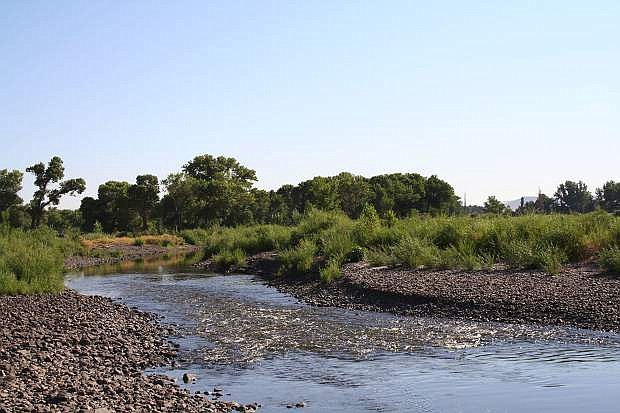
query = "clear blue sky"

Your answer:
(1, 1), (618, 209)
